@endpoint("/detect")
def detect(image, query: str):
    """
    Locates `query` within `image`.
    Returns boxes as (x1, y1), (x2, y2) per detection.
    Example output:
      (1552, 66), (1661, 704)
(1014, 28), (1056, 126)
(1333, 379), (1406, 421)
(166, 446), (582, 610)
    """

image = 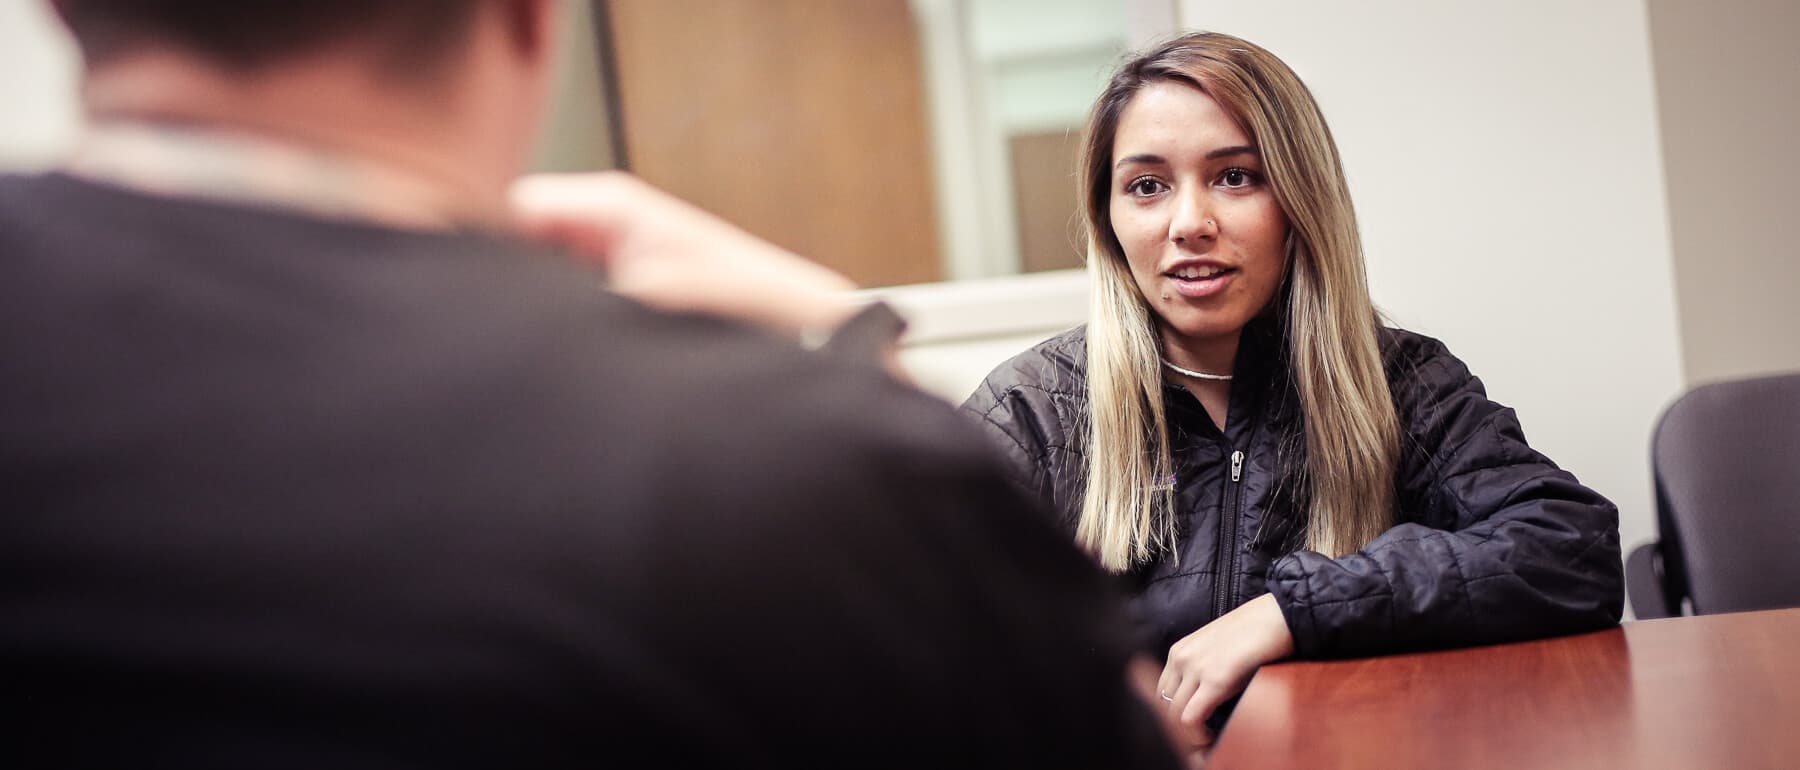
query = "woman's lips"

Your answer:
(1167, 268), (1237, 298)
